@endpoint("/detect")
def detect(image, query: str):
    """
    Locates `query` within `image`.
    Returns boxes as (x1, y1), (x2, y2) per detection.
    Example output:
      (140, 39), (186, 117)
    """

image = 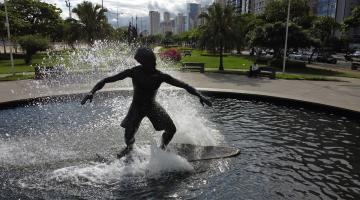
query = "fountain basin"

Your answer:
(0, 90), (359, 199)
